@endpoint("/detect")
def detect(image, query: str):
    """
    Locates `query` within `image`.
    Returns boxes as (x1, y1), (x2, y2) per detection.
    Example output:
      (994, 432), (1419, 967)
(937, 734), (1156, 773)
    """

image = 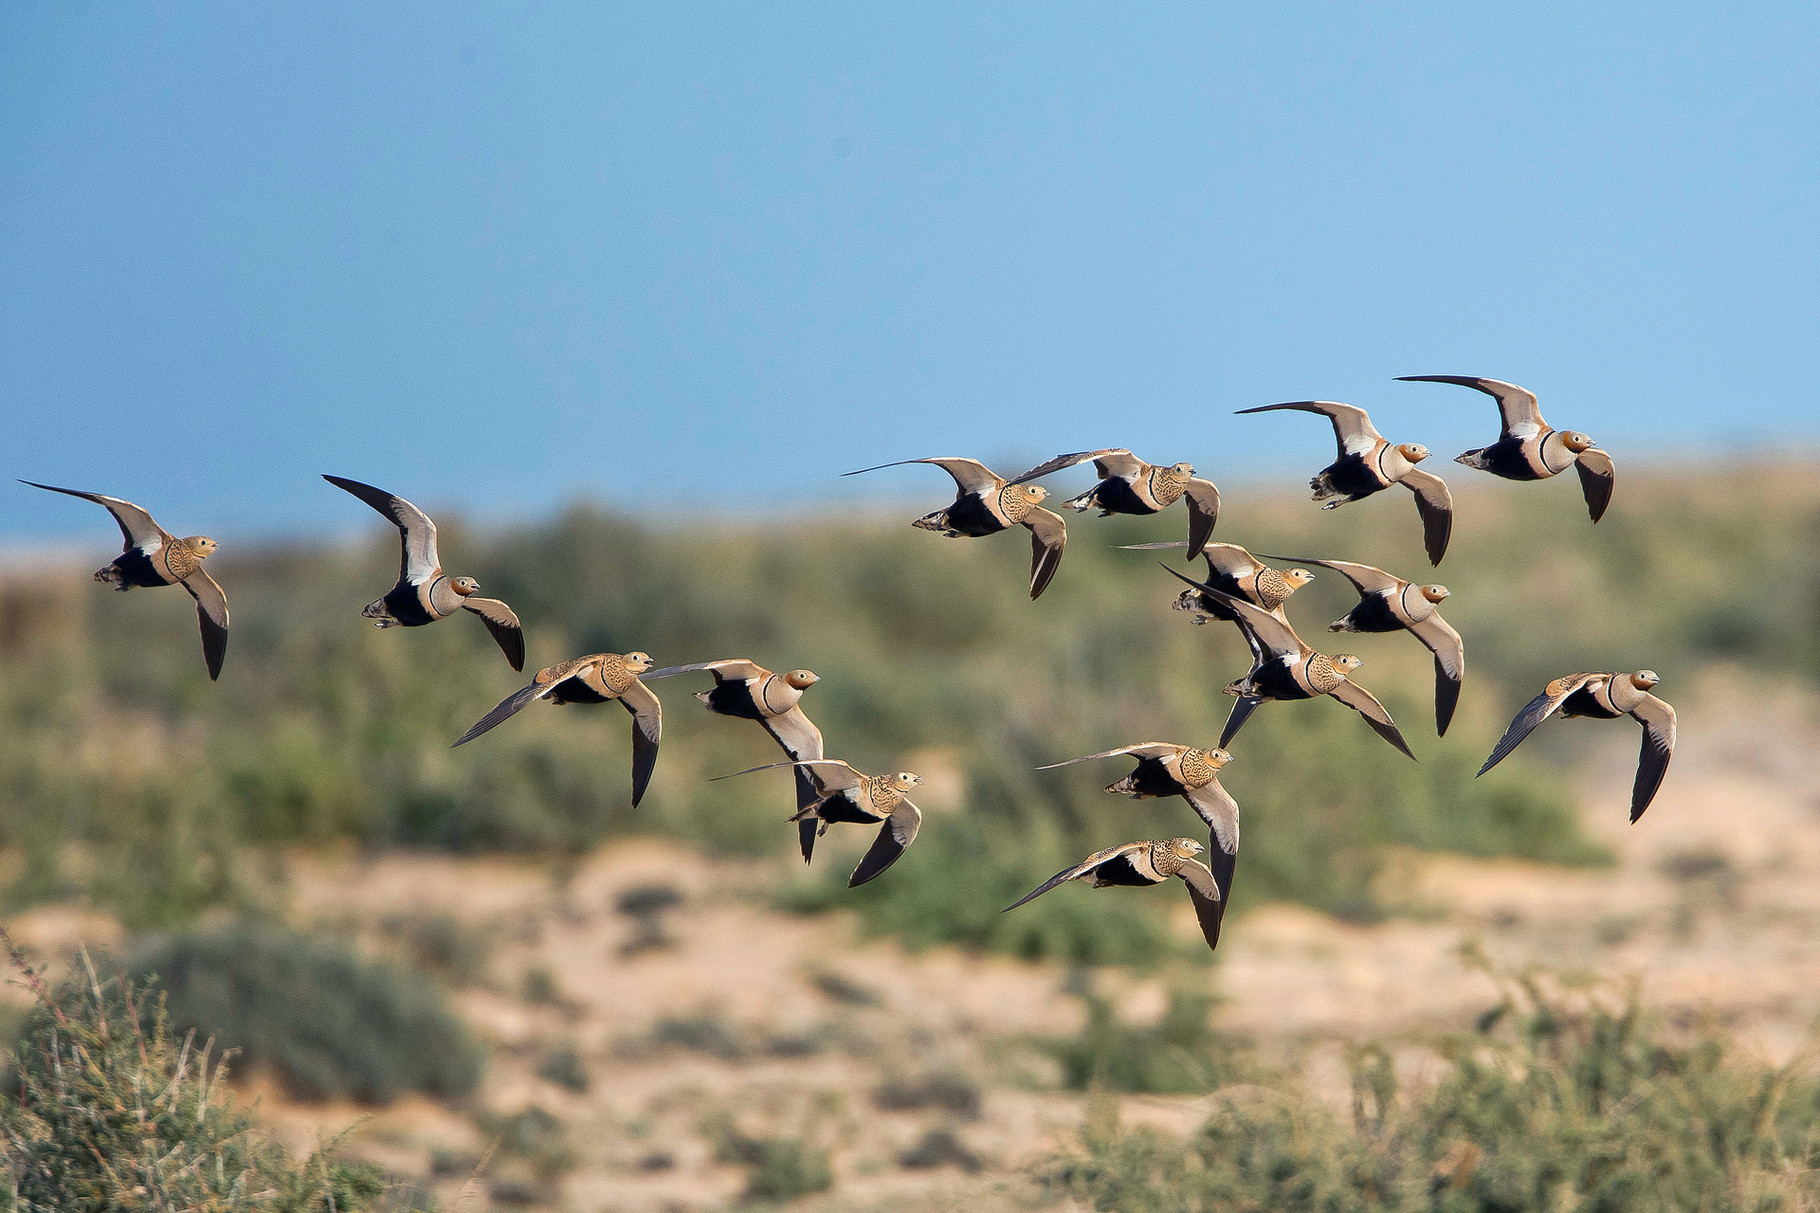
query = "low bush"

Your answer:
(127, 919), (484, 1104)
(1040, 980), (1243, 1094)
